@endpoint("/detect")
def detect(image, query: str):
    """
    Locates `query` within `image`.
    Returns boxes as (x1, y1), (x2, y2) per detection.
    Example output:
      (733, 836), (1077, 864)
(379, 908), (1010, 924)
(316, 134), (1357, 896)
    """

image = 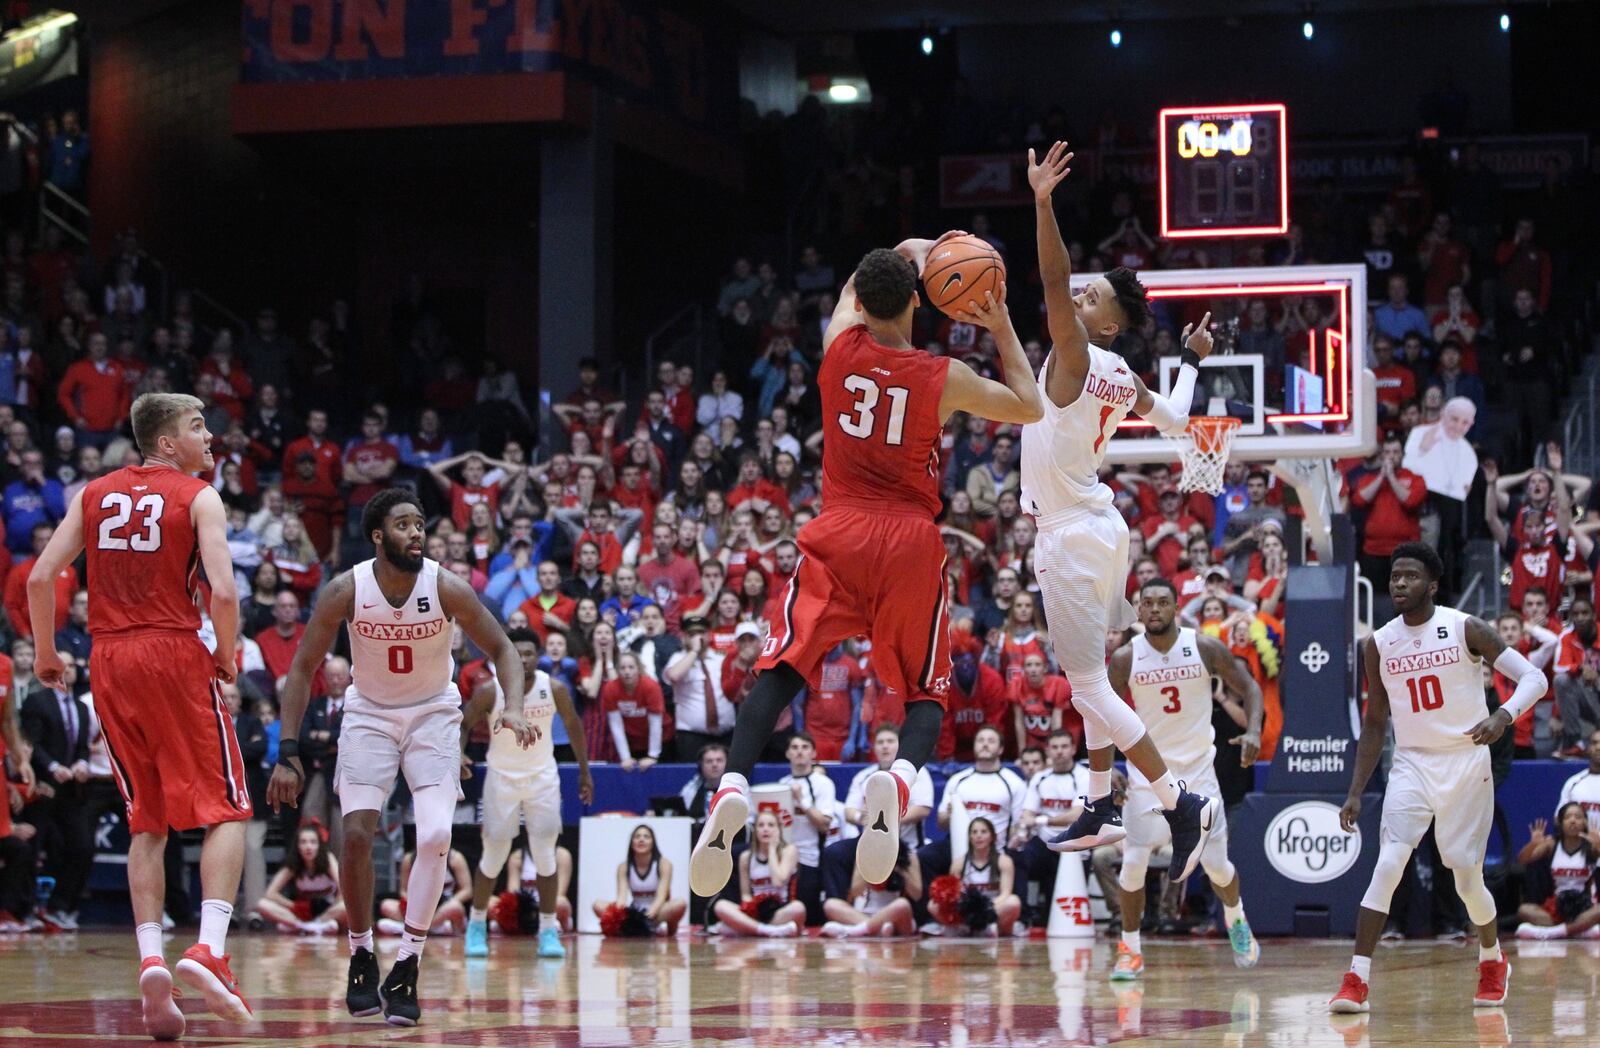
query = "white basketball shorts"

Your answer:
(334, 687), (465, 813)
(1379, 746), (1493, 871)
